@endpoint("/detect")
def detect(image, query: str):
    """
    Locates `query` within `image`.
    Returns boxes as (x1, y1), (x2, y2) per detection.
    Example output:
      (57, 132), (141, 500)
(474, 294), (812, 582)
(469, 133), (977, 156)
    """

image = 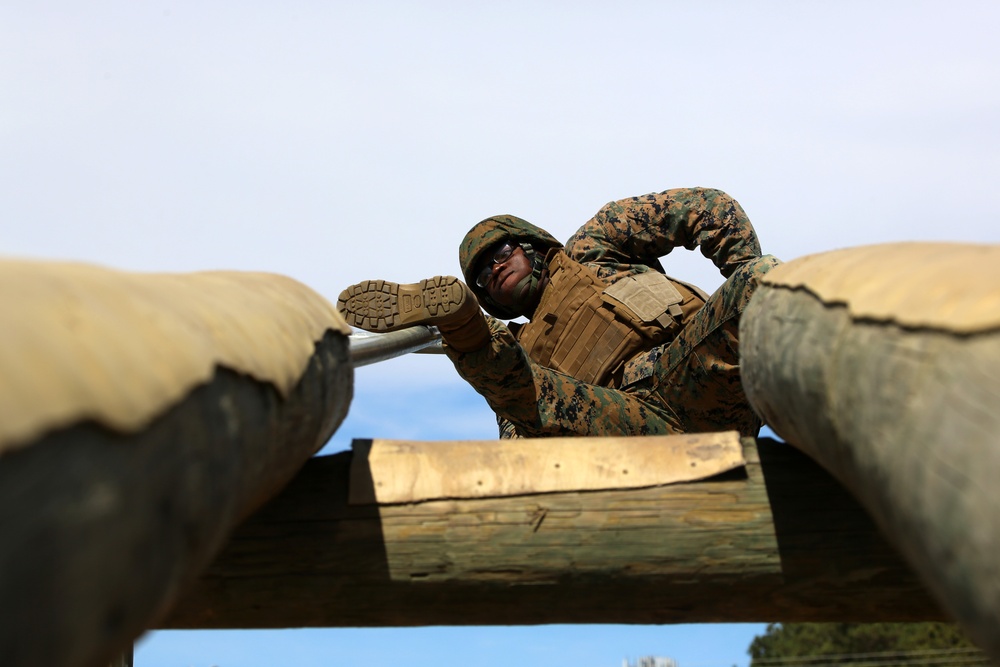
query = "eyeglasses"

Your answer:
(475, 241), (517, 288)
